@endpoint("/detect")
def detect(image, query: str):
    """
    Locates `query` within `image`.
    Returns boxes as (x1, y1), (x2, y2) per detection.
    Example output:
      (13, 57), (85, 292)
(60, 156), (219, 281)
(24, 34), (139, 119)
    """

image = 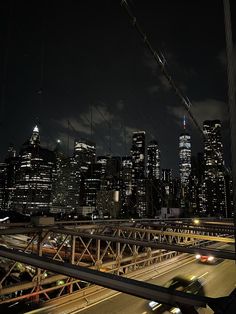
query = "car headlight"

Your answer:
(171, 308), (181, 314)
(148, 301), (162, 311)
(149, 301), (158, 308)
(208, 256), (214, 262)
(195, 254), (201, 259)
